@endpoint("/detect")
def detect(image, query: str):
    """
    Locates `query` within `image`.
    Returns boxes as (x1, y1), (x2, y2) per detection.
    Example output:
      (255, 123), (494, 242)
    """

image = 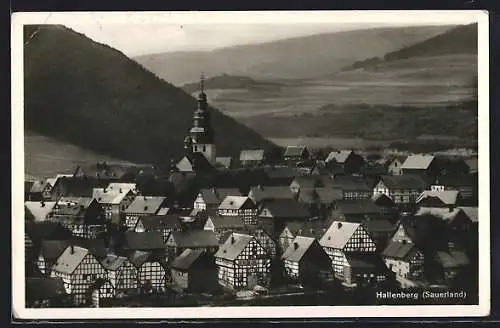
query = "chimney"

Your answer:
(70, 245), (75, 254)
(449, 205), (454, 213)
(293, 242), (299, 250)
(40, 200), (45, 207)
(119, 188), (122, 193)
(337, 222), (342, 229)
(230, 236), (235, 244)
